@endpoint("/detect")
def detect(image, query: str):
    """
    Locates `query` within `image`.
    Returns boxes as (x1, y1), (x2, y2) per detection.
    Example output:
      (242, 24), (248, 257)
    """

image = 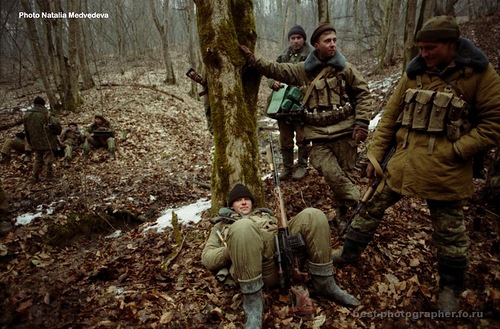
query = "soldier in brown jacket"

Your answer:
(240, 23), (373, 226)
(332, 16), (500, 313)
